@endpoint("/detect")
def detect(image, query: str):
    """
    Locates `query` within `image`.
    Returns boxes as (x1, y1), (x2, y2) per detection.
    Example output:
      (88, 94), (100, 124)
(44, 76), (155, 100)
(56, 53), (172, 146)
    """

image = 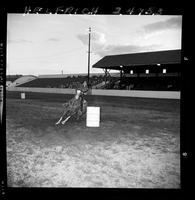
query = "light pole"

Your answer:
(87, 27), (91, 87)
